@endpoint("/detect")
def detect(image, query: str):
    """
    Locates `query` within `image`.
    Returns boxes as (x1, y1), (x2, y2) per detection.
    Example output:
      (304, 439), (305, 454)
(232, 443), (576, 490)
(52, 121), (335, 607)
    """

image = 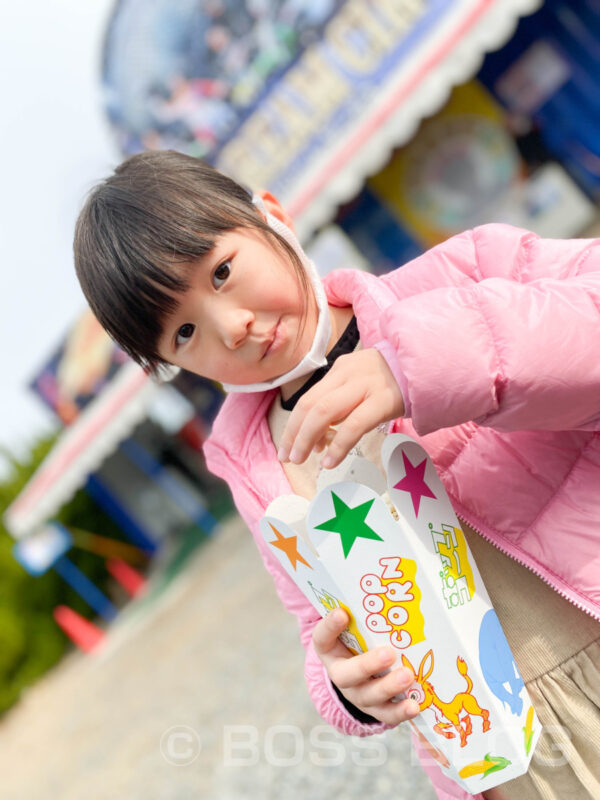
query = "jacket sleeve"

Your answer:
(378, 224), (600, 435)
